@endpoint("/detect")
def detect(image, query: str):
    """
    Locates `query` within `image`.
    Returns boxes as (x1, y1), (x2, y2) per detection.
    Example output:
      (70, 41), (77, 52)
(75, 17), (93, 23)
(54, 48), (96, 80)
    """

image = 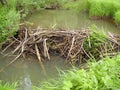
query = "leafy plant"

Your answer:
(38, 55), (120, 90)
(63, 0), (87, 11)
(87, 0), (118, 17)
(0, 7), (20, 42)
(83, 25), (107, 57)
(114, 11), (120, 23)
(7, 0), (17, 8)
(86, 0), (120, 23)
